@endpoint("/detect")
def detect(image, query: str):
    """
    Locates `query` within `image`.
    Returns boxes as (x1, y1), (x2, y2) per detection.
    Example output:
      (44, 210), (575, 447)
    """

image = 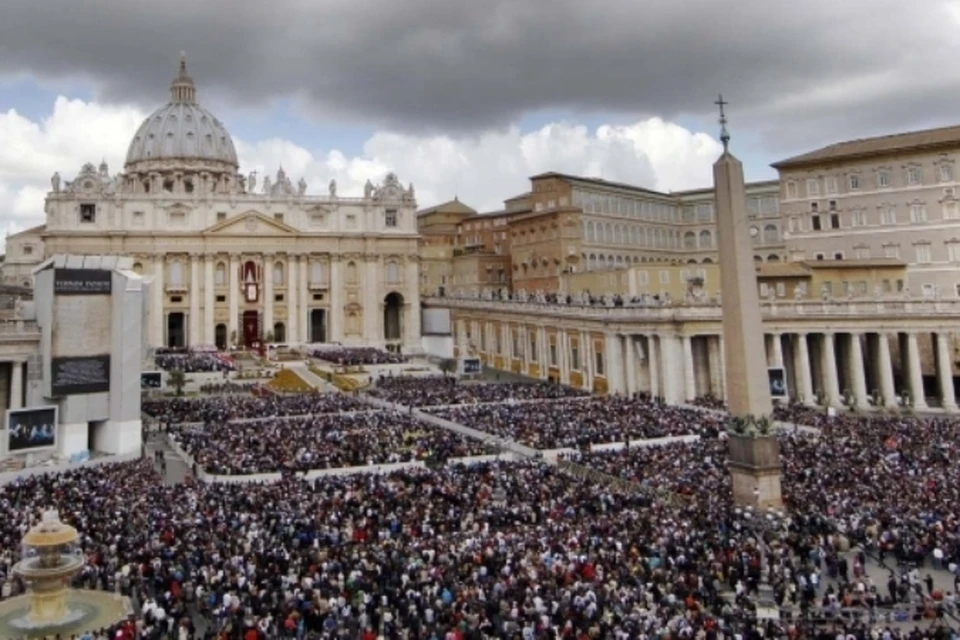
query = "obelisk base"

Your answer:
(727, 434), (783, 510)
